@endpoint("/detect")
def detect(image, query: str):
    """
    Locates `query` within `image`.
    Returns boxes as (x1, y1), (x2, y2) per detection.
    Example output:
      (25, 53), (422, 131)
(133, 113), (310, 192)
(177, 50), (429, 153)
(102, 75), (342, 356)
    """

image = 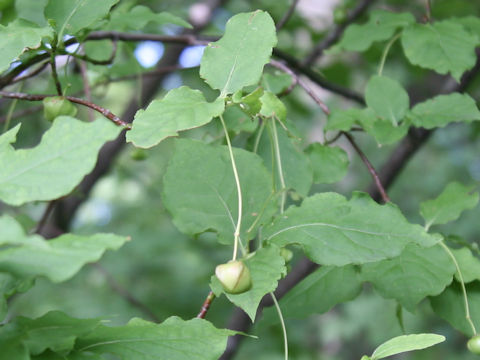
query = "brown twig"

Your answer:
(11, 61), (50, 84)
(59, 40), (118, 66)
(34, 200), (57, 235)
(273, 49), (365, 104)
(197, 291), (215, 319)
(343, 132), (390, 203)
(0, 91), (131, 129)
(84, 31), (210, 46)
(302, 0), (376, 66)
(50, 52), (63, 96)
(276, 0), (300, 30)
(269, 59), (330, 115)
